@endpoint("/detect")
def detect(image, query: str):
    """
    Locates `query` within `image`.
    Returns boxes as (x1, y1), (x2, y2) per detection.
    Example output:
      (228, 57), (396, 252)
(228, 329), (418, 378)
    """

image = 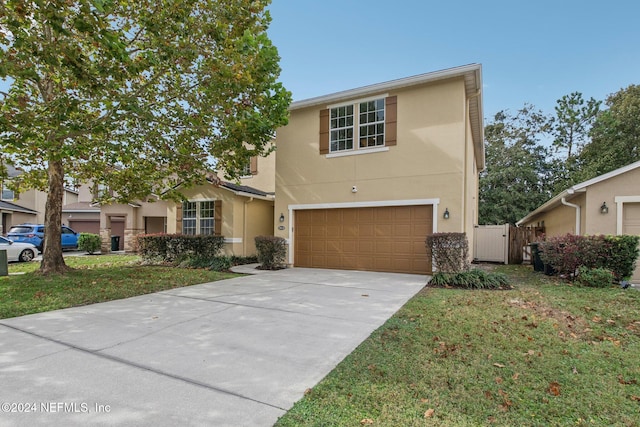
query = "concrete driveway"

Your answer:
(0, 268), (426, 427)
